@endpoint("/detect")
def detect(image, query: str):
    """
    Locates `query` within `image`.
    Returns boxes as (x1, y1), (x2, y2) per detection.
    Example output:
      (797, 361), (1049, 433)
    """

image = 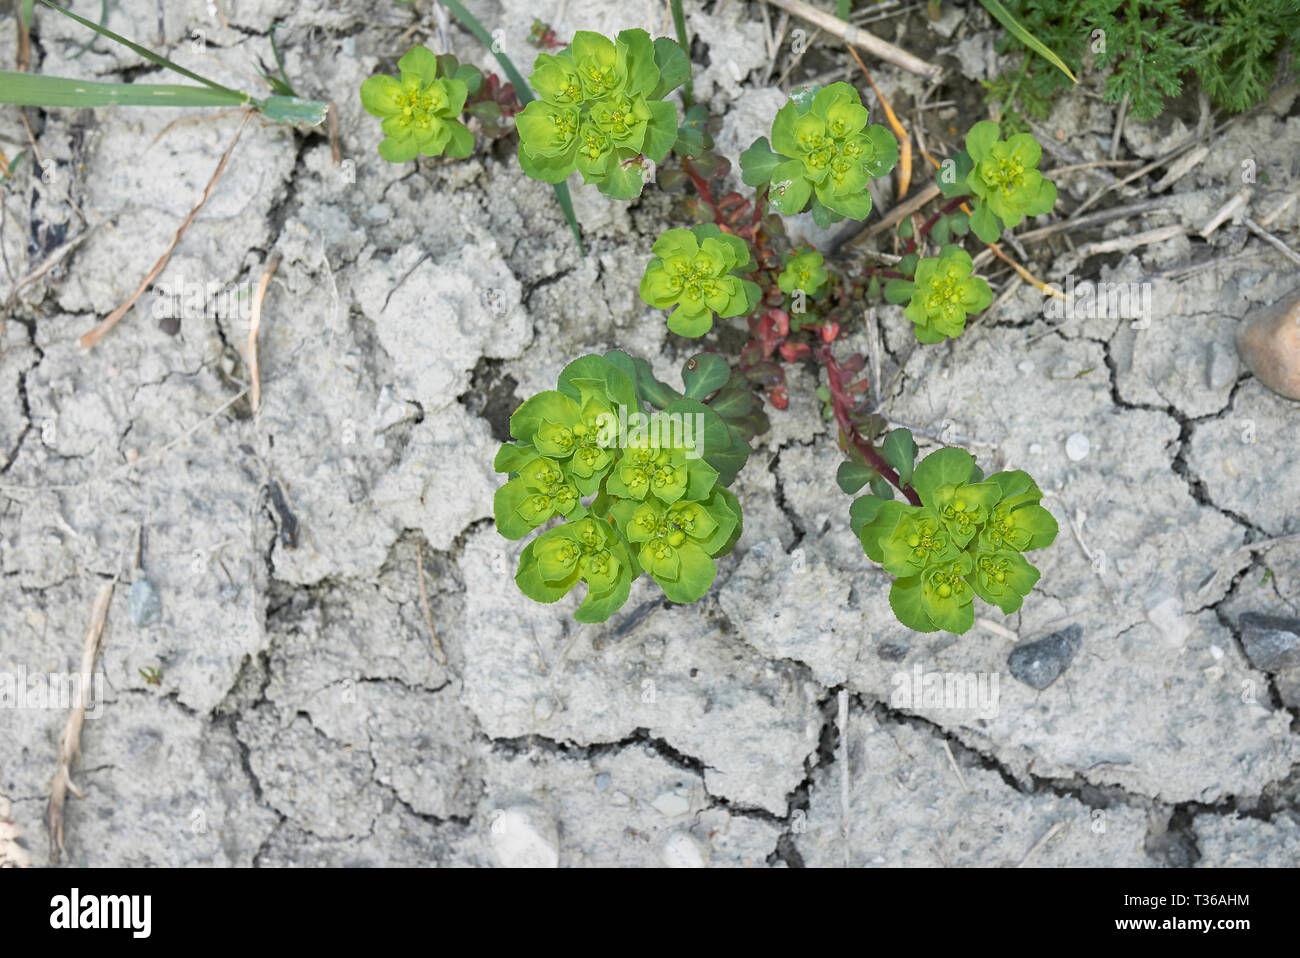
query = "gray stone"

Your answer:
(1239, 613), (1300, 672)
(127, 578), (162, 627)
(1008, 625), (1084, 690)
